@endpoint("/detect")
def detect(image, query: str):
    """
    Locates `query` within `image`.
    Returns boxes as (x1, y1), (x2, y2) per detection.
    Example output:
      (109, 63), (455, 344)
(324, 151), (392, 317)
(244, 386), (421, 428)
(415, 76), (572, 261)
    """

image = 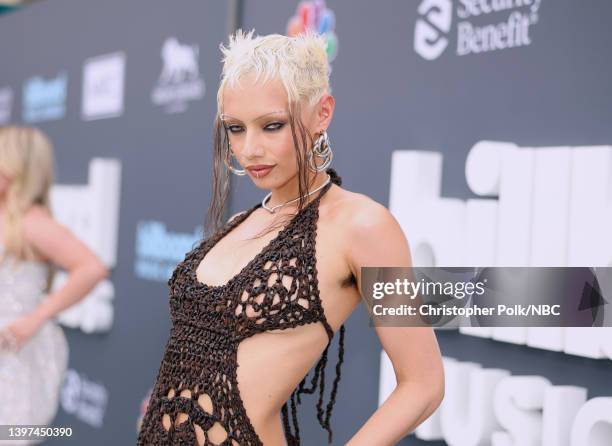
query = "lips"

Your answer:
(246, 165), (274, 177)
